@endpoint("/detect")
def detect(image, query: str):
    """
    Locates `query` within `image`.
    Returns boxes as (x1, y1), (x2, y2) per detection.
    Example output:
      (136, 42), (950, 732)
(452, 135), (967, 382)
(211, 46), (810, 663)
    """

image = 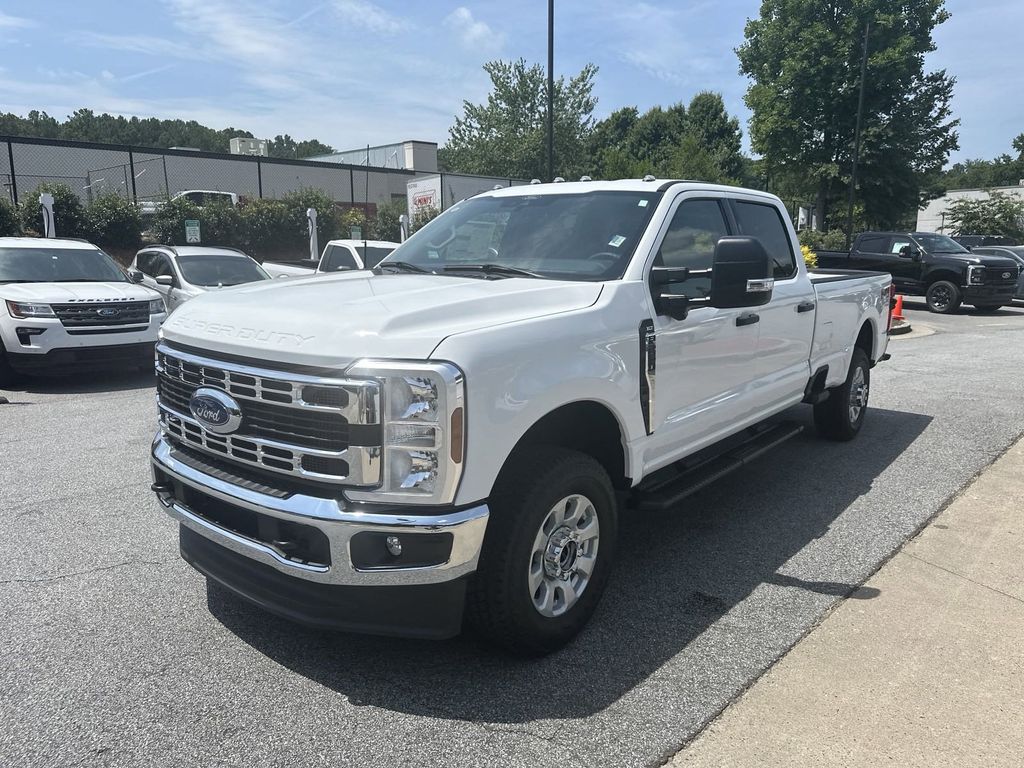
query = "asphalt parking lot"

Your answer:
(3, 300), (1024, 768)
